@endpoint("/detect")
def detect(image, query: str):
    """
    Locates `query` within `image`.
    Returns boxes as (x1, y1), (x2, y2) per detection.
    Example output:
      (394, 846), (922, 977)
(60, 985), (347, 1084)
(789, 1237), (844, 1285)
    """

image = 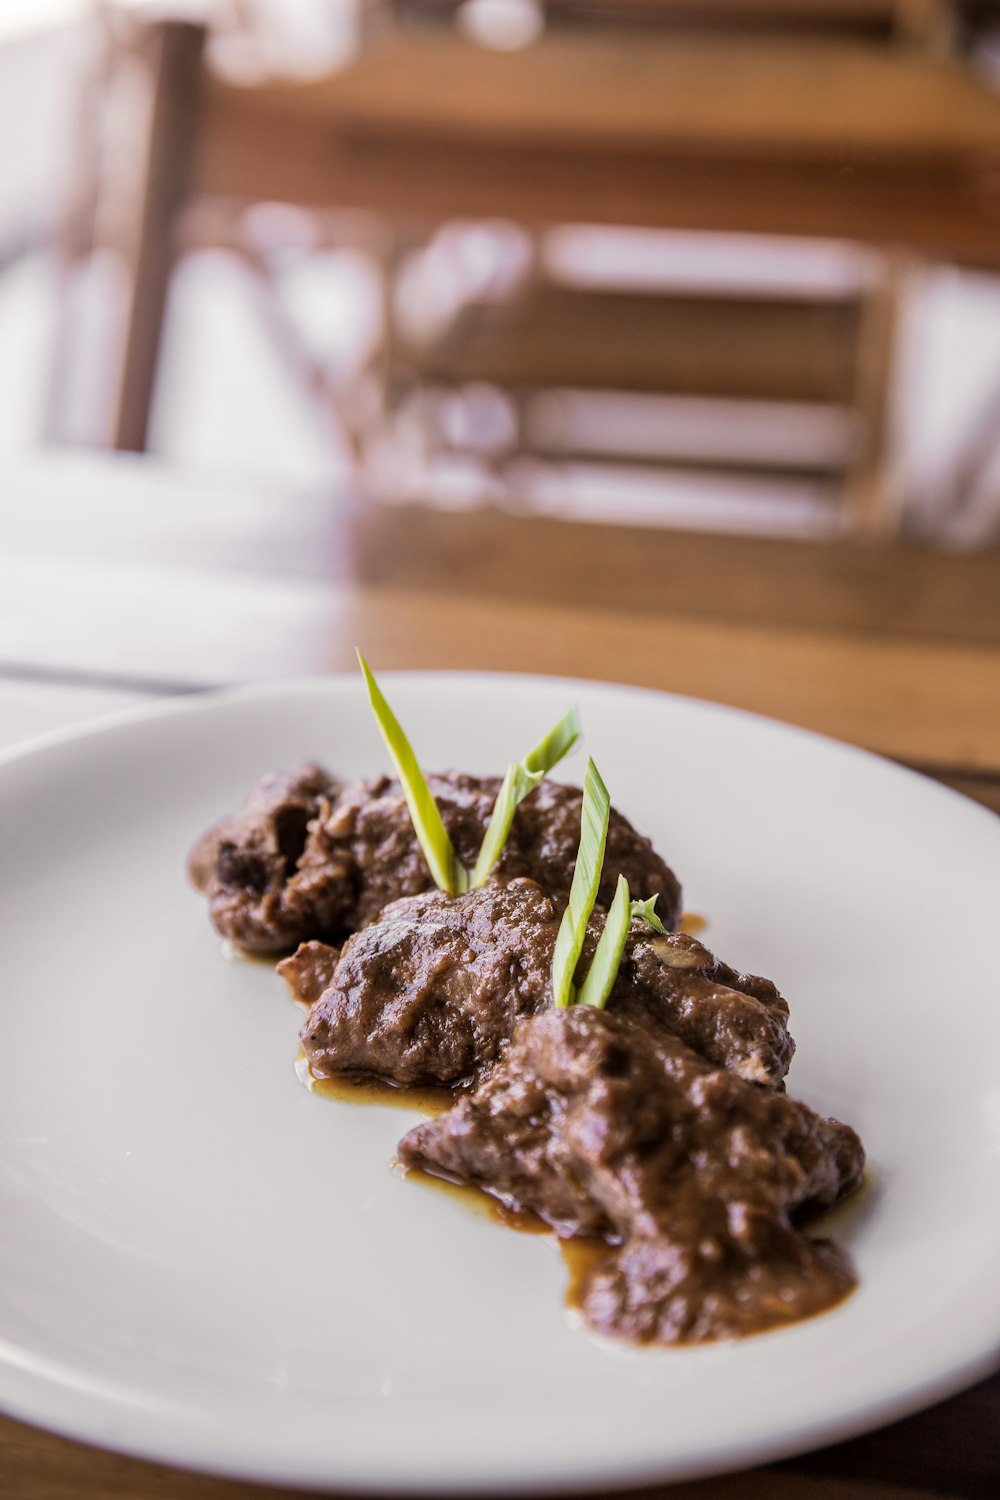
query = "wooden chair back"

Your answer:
(395, 0), (952, 42)
(53, 0), (1000, 541)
